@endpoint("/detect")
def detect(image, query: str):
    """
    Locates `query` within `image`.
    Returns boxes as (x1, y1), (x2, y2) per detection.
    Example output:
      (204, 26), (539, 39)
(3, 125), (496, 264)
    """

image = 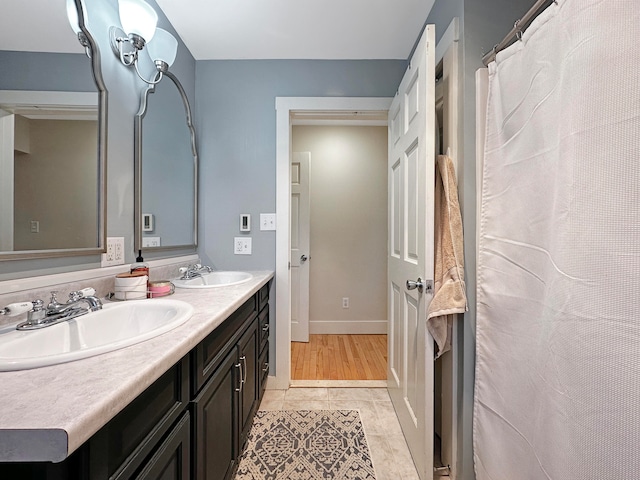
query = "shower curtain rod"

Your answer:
(482, 0), (554, 65)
